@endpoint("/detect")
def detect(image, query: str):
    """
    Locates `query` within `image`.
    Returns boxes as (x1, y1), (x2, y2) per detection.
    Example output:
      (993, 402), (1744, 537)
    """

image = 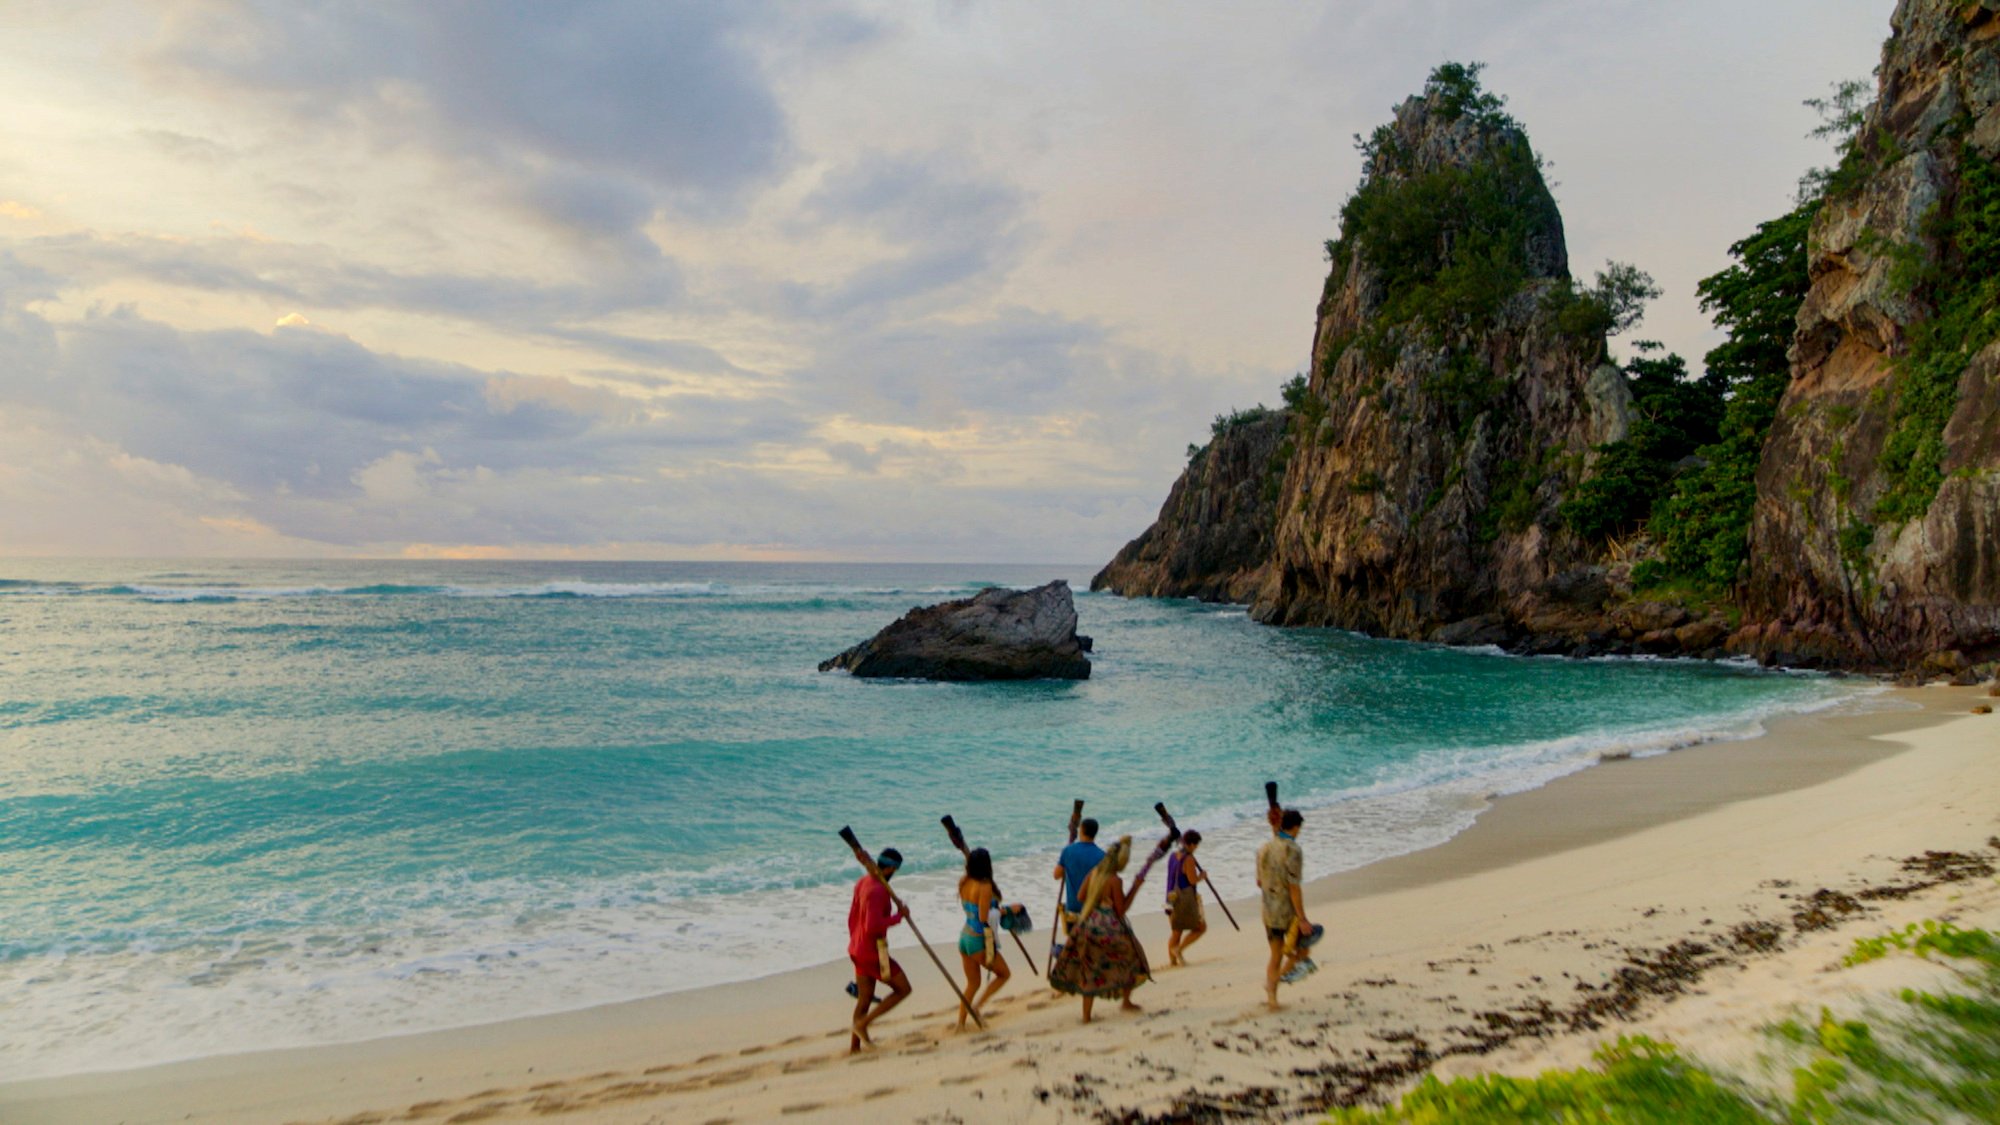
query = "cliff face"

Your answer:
(1090, 409), (1290, 603)
(1246, 88), (1629, 642)
(1740, 0), (2000, 670)
(1097, 73), (1638, 648)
